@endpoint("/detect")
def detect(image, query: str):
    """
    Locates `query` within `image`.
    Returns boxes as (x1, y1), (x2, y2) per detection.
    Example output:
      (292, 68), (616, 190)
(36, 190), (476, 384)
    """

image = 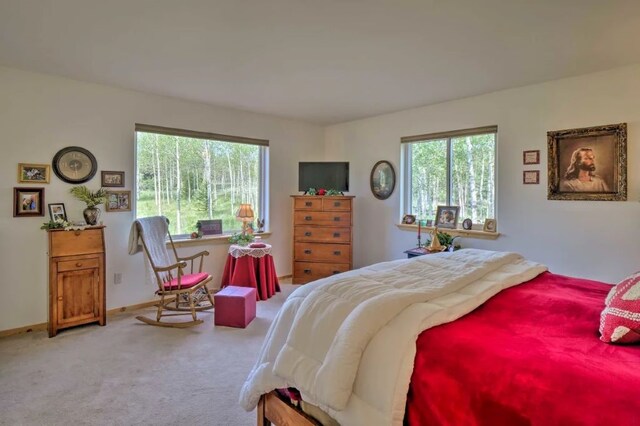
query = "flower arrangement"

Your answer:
(228, 232), (255, 246)
(40, 218), (71, 230)
(305, 188), (342, 196)
(70, 186), (107, 207)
